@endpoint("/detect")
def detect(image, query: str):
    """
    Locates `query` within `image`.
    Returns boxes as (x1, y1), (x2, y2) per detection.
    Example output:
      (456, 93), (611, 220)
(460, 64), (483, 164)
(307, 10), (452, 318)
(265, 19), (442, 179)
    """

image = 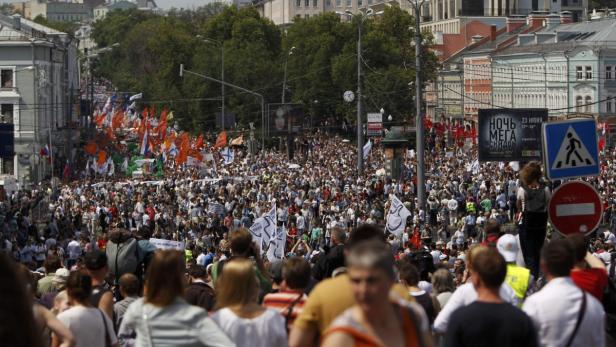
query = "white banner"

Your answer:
(386, 195), (412, 237)
(149, 238), (185, 251)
